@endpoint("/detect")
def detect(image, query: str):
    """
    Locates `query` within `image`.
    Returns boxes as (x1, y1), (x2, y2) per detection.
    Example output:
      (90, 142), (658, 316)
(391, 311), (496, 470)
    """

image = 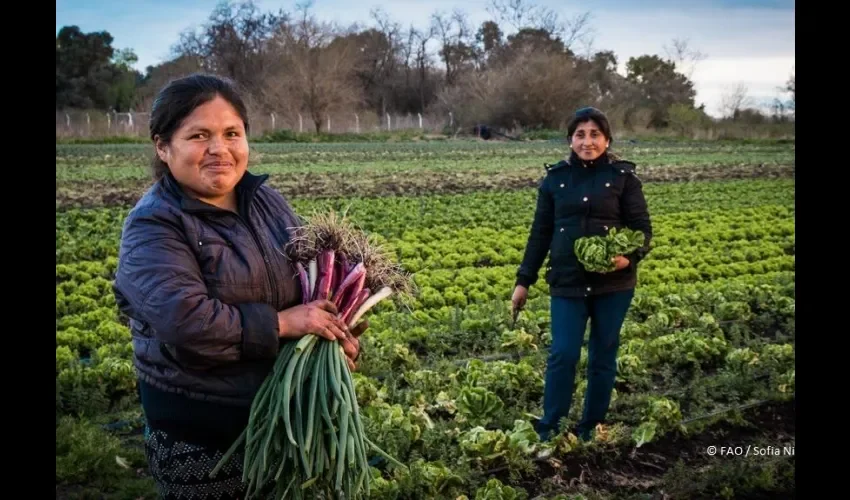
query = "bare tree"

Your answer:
(719, 82), (753, 118)
(362, 8), (402, 116)
(487, 0), (593, 53)
(233, 0), (361, 133)
(435, 50), (593, 129)
(431, 9), (476, 85)
(663, 37), (706, 79)
(292, 0), (328, 46)
(413, 26), (436, 112)
(173, 1), (288, 107)
(487, 0), (533, 31)
(559, 12), (594, 54)
(400, 25), (416, 83)
(487, 0), (560, 33)
(785, 67), (795, 110)
(399, 24), (430, 106)
(286, 48), (362, 133)
(282, 8), (362, 133)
